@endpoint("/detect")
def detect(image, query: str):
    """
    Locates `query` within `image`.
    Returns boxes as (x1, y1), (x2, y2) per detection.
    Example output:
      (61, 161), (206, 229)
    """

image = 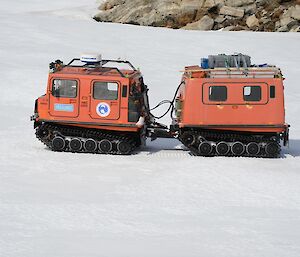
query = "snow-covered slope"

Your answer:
(1, 1), (300, 257)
